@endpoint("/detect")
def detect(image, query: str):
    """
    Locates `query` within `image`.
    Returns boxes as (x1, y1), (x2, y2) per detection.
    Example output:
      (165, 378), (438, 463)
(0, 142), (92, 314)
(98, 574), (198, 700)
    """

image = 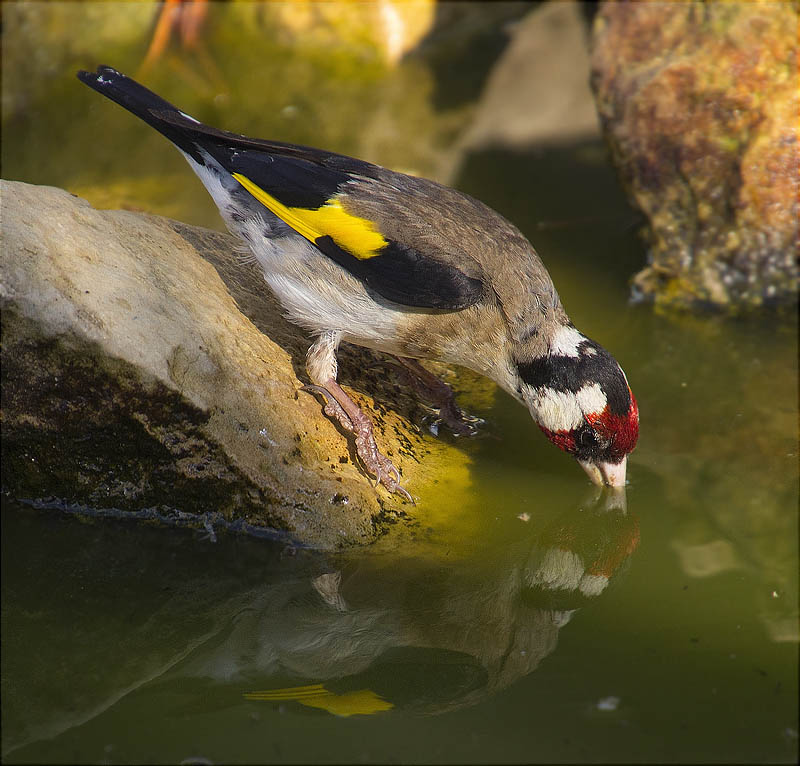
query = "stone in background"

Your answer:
(591, 1), (798, 311)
